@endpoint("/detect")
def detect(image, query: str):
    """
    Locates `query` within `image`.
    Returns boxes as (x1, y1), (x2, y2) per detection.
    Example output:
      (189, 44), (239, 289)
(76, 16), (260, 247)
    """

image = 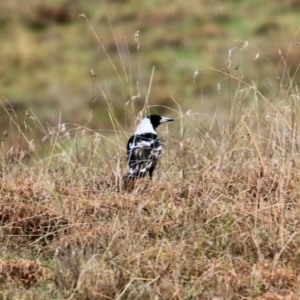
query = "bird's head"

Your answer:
(147, 114), (174, 130)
